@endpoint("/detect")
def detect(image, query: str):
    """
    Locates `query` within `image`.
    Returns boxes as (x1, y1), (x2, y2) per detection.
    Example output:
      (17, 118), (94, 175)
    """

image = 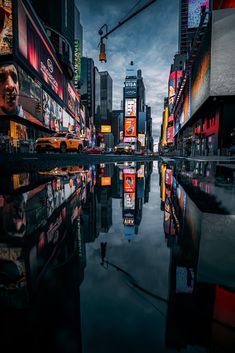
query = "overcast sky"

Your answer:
(78, 0), (179, 141)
